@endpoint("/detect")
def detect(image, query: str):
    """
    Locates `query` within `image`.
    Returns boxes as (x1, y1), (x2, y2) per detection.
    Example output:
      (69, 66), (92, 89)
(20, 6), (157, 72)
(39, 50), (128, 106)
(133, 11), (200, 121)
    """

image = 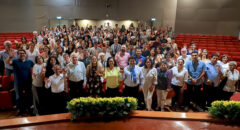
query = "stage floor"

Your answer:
(0, 111), (239, 130)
